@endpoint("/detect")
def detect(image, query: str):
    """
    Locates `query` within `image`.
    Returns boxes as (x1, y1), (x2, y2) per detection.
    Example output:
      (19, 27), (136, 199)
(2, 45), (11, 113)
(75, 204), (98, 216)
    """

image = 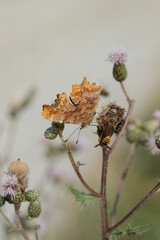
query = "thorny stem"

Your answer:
(14, 204), (30, 240)
(99, 146), (110, 240)
(111, 144), (136, 226)
(108, 182), (160, 233)
(59, 132), (101, 198)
